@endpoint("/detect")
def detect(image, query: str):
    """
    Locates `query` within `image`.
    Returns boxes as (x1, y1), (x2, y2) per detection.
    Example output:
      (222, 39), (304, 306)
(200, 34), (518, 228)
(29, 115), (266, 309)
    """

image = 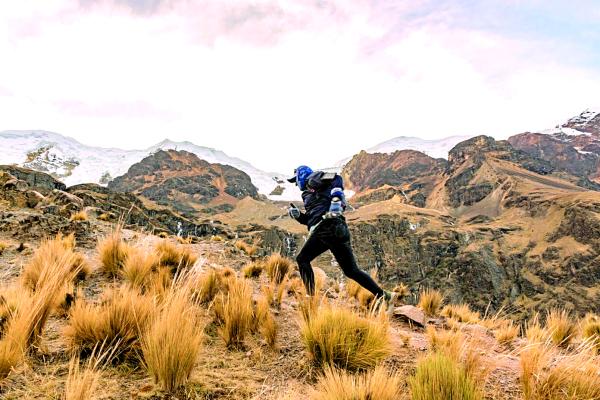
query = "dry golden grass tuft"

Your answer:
(300, 303), (391, 371)
(426, 326), (463, 361)
(65, 346), (113, 400)
(64, 287), (154, 359)
(0, 241), (8, 255)
(98, 227), (132, 277)
(287, 276), (305, 297)
(520, 343), (600, 400)
(255, 295), (277, 348)
(70, 210), (88, 222)
(157, 231), (169, 239)
(345, 270), (379, 308)
(176, 236), (192, 245)
(525, 313), (546, 344)
(155, 240), (198, 271)
(141, 288), (202, 393)
(409, 351), (482, 400)
(242, 261), (264, 278)
(210, 235), (224, 242)
(262, 278), (288, 309)
(310, 366), (402, 400)
(193, 268), (225, 305)
(418, 288), (443, 317)
(234, 240), (258, 256)
(495, 321), (520, 346)
(546, 308), (576, 347)
(22, 233), (89, 290)
(219, 266), (236, 279)
(1, 253), (77, 380)
(217, 277), (254, 349)
(97, 213), (111, 222)
(441, 303), (480, 324)
(345, 279), (361, 299)
(265, 253), (292, 284)
(392, 282), (410, 299)
(121, 246), (160, 290)
(581, 313), (600, 352)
